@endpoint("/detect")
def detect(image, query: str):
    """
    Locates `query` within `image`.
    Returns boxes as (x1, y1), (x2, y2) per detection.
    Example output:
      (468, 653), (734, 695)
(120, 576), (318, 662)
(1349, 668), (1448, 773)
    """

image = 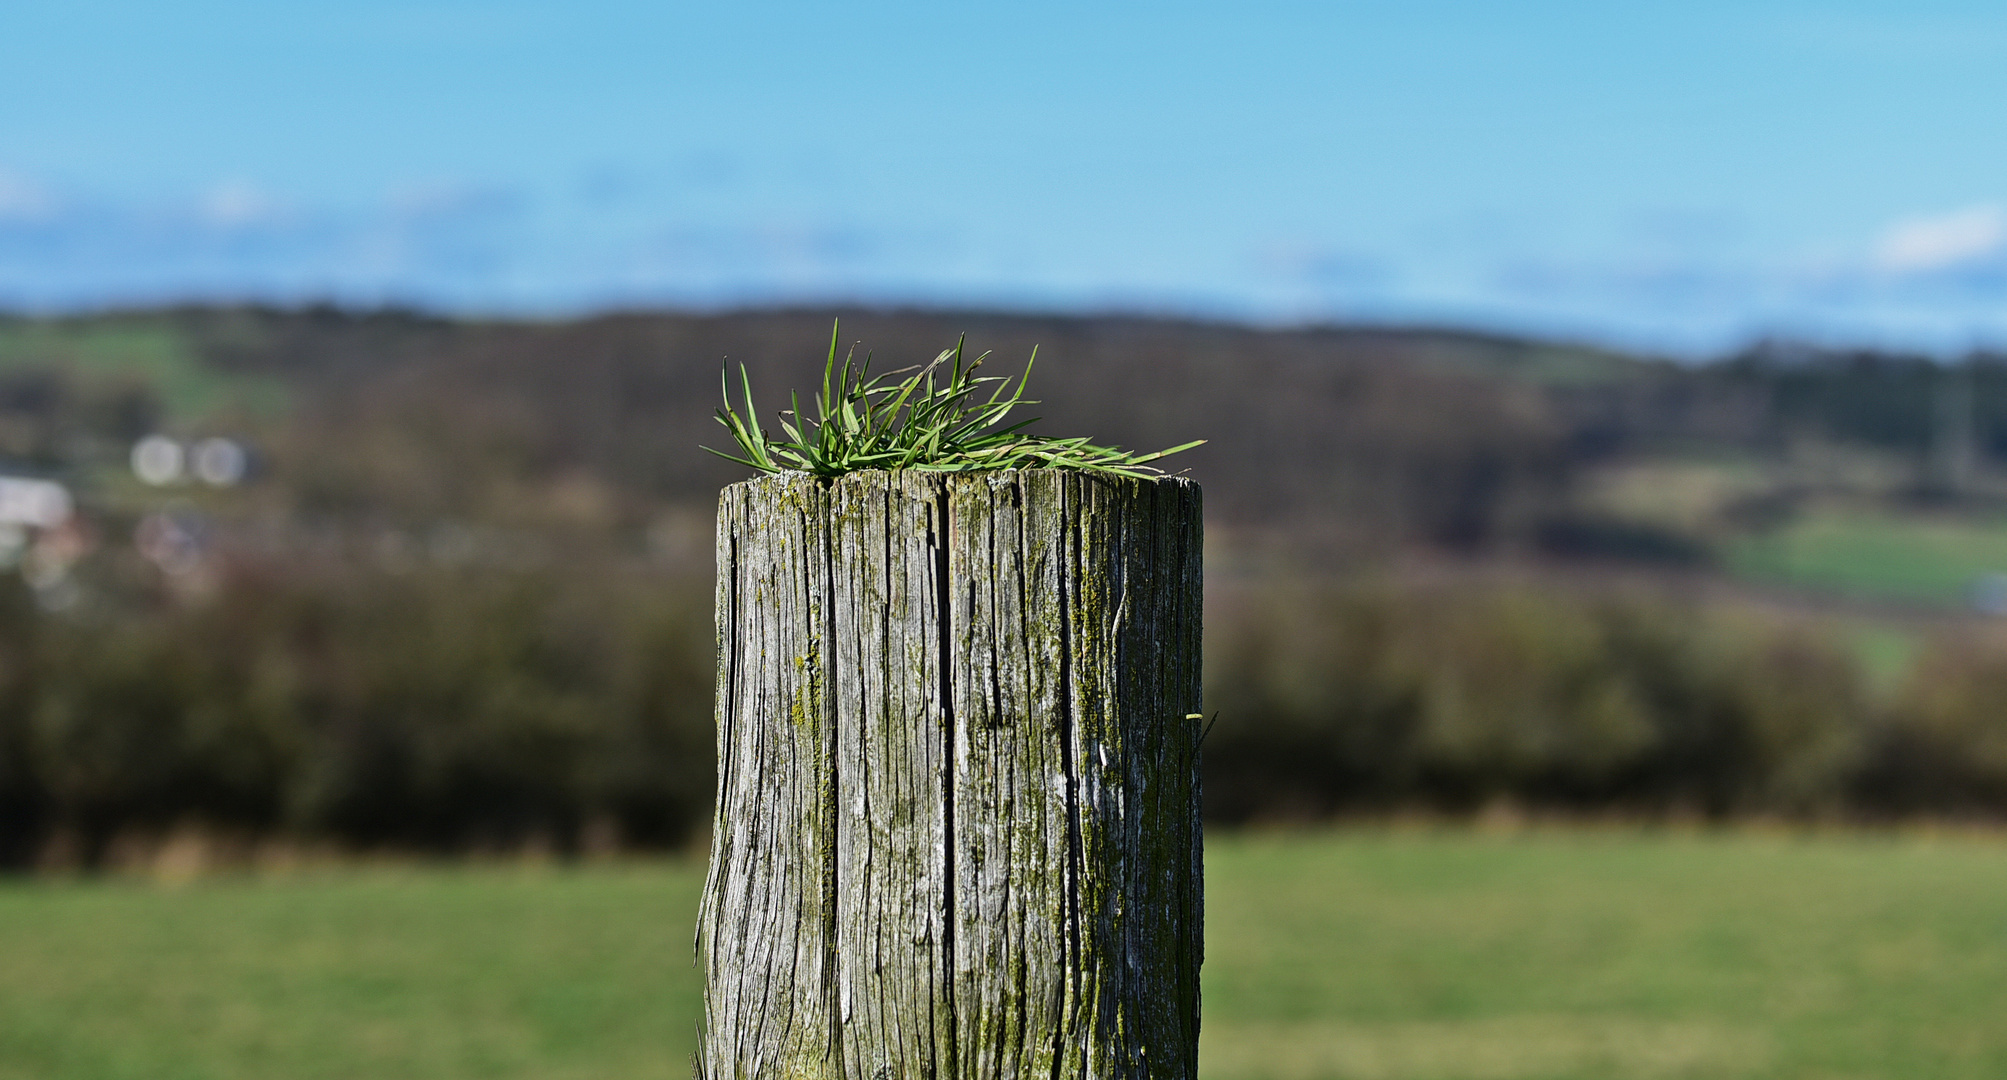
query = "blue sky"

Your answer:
(3, 1), (2006, 353)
